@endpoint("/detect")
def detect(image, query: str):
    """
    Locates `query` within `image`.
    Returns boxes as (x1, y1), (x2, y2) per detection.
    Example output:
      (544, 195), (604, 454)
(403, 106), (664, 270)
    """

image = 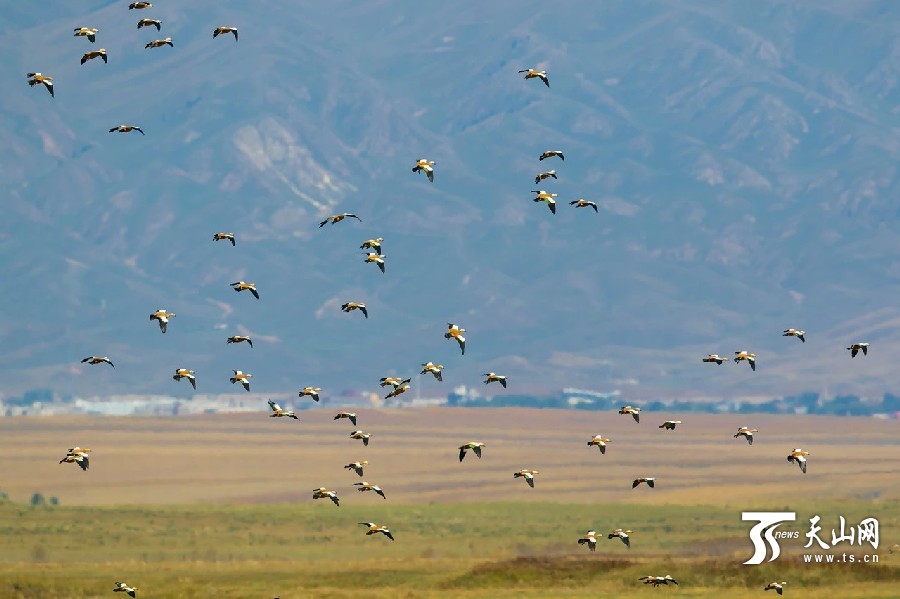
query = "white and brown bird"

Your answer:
(379, 376), (410, 388)
(787, 448), (810, 474)
(129, 1), (152, 8)
(359, 522), (394, 540)
(267, 400), (298, 419)
(458, 441), (485, 462)
(532, 190), (557, 214)
(145, 37), (173, 49)
(412, 159), (435, 182)
(110, 125), (144, 135)
(702, 354), (729, 365)
(514, 469), (539, 488)
(483, 372), (507, 388)
(632, 477), (655, 489)
(764, 581), (787, 595)
(74, 27), (99, 42)
(342, 302), (368, 318)
(445, 323), (466, 355)
(385, 383), (410, 399)
(734, 350), (757, 371)
(113, 582), (138, 597)
(608, 528), (632, 549)
(363, 253), (386, 273)
(734, 426), (758, 445)
(149, 309), (174, 333)
(534, 170), (557, 184)
(81, 356), (114, 367)
(848, 342), (869, 358)
(298, 387), (321, 402)
(518, 68), (549, 87)
(539, 150), (564, 161)
(334, 411), (358, 426)
(226, 335), (252, 348)
(350, 430), (371, 446)
(344, 460), (368, 476)
(213, 26), (238, 41)
(312, 487), (339, 506)
(137, 18), (161, 30)
(59, 447), (91, 471)
(354, 482), (386, 499)
(420, 362), (443, 381)
(230, 370), (251, 391)
(172, 368), (196, 390)
(578, 530), (598, 552)
(783, 329), (805, 343)
(587, 434), (610, 454)
(639, 575), (678, 587)
(26, 72), (54, 97)
(81, 49), (107, 64)
(213, 232), (235, 245)
(569, 198), (598, 212)
(618, 405), (641, 423)
(360, 238), (383, 253)
(230, 281), (259, 299)
(659, 420), (681, 431)
(319, 213), (362, 227)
